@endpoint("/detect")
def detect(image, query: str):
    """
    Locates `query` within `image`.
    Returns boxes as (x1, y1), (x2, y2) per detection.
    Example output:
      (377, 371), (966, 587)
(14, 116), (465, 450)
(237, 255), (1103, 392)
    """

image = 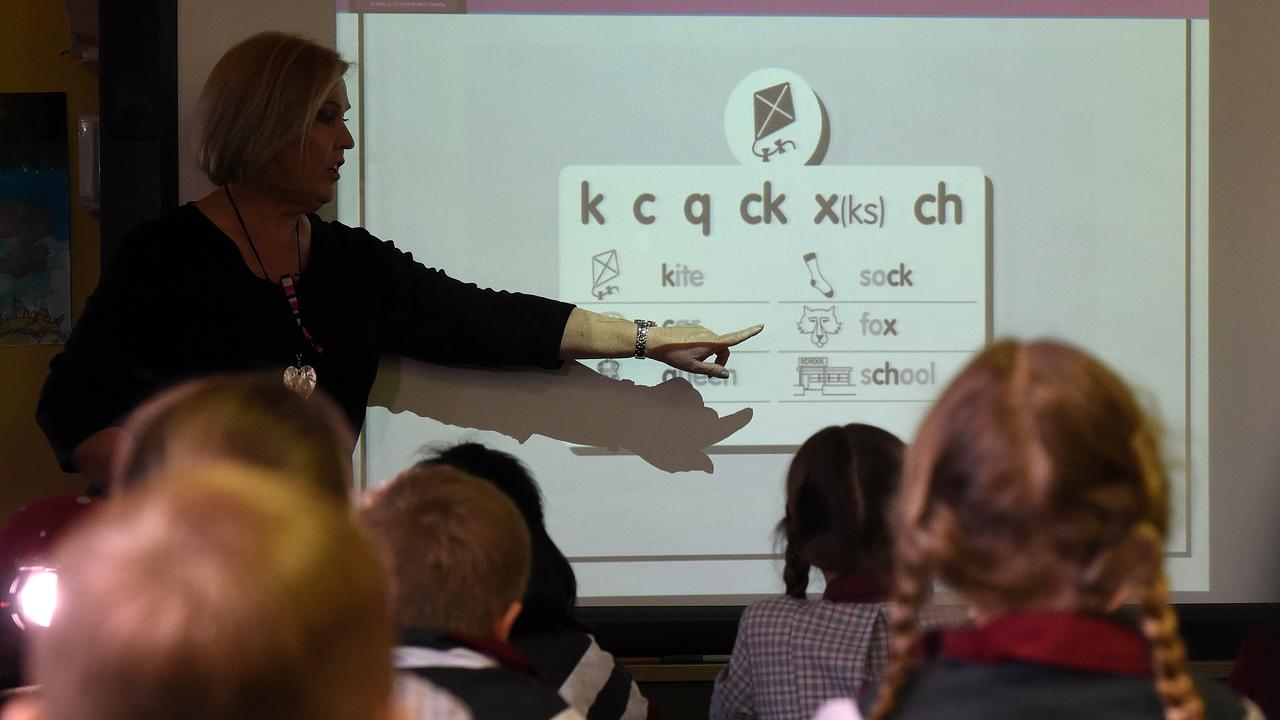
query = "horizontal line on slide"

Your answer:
(576, 300), (772, 305)
(778, 394), (931, 399)
(773, 345), (972, 348)
(703, 400), (772, 404)
(778, 300), (979, 304)
(570, 445), (800, 455)
(569, 553), (781, 563)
